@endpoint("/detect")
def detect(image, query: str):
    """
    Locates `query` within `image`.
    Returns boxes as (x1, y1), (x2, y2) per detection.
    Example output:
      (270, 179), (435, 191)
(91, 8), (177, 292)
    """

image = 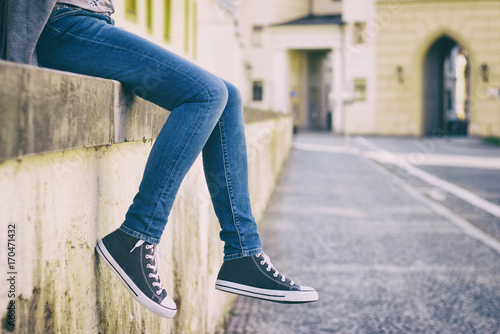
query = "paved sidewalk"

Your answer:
(225, 133), (500, 334)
